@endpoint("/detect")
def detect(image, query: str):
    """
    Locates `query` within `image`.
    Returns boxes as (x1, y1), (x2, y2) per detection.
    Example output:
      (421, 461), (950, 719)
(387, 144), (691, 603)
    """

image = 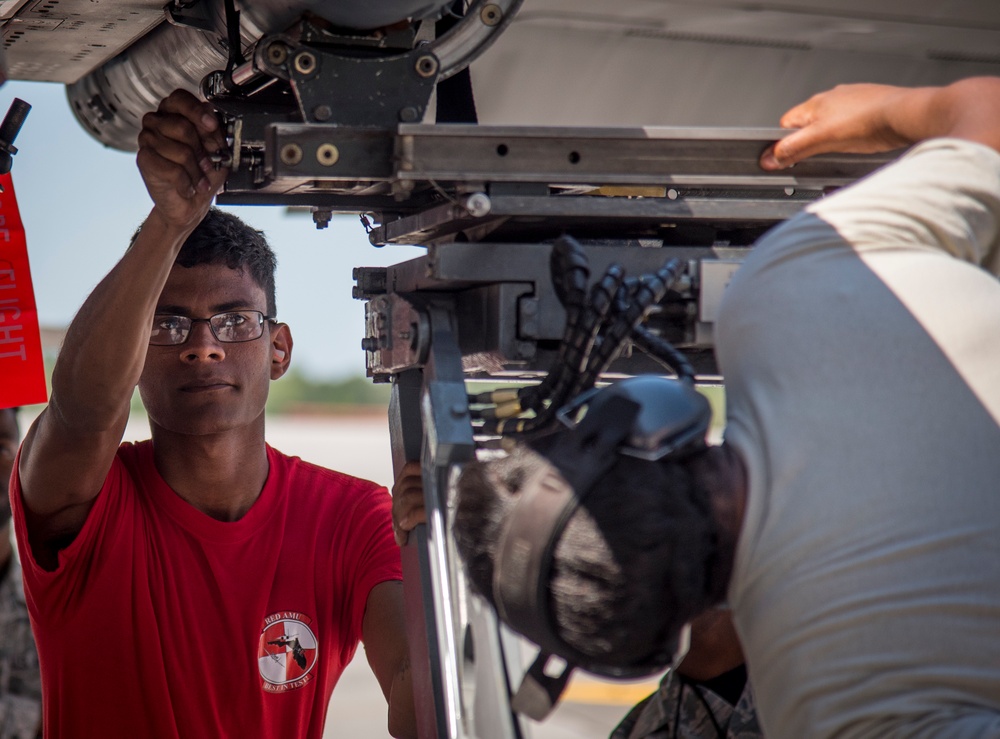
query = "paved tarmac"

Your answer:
(325, 647), (654, 739)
